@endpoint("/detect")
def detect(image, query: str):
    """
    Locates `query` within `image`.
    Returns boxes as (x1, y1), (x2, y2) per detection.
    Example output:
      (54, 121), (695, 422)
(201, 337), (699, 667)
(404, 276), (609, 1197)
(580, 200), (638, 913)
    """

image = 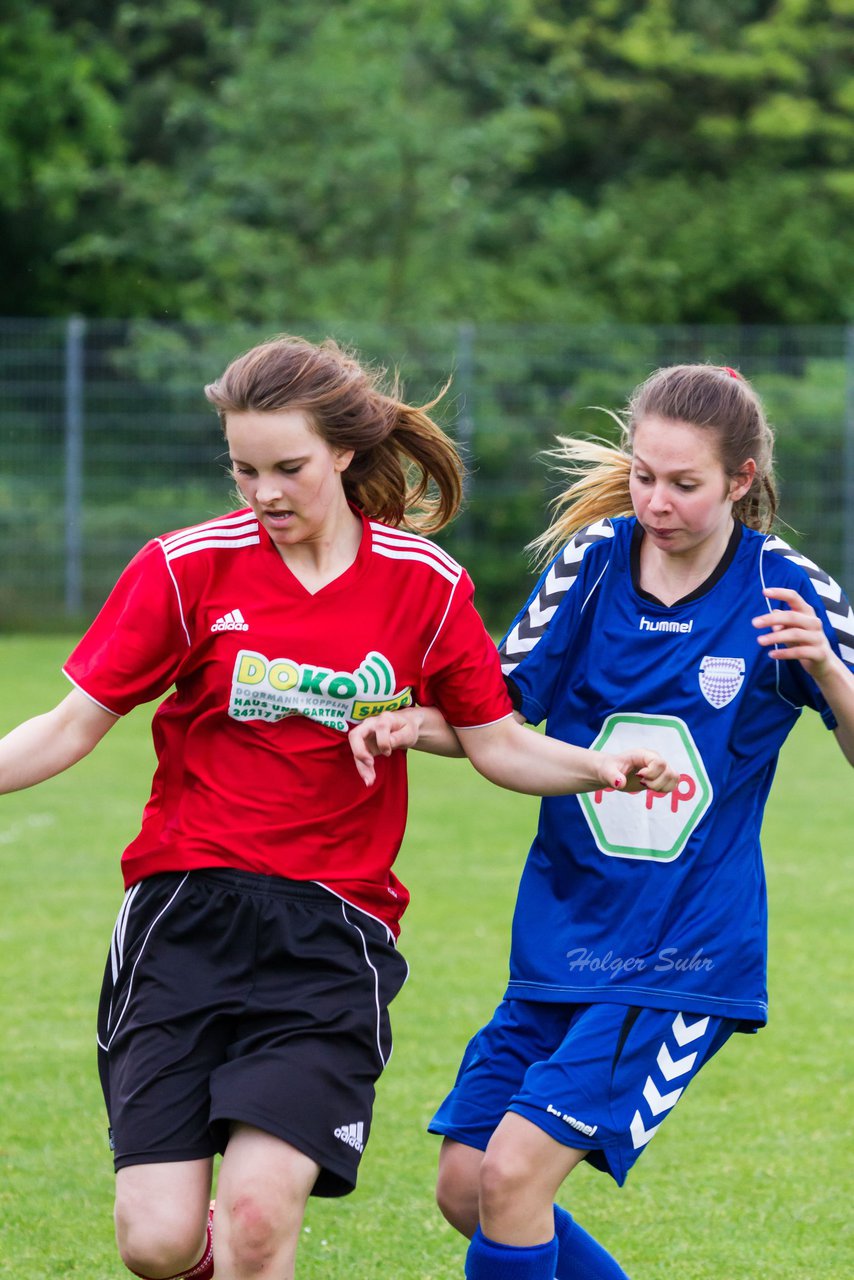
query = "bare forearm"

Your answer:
(0, 691), (117, 793)
(406, 706), (465, 758)
(349, 706), (675, 793)
(815, 656), (854, 766)
(458, 720), (612, 795)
